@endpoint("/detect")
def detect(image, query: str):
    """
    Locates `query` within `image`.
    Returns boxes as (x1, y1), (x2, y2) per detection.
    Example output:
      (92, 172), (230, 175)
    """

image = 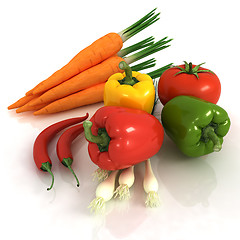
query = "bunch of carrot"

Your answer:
(8, 8), (172, 115)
